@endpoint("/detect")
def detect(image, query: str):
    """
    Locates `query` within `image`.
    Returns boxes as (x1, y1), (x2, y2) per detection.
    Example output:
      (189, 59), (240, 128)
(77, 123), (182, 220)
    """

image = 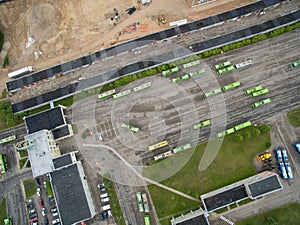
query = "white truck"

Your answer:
(8, 66), (35, 79)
